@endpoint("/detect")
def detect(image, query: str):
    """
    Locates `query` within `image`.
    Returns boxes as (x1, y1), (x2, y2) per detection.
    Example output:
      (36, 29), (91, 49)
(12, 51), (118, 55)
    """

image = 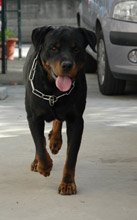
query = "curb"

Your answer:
(0, 71), (24, 85)
(0, 86), (8, 100)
